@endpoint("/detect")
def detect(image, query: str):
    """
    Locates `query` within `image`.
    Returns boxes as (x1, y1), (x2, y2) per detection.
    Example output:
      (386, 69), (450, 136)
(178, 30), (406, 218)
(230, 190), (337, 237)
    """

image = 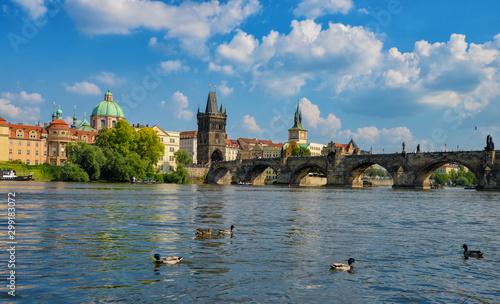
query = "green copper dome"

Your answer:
(91, 101), (125, 117)
(91, 90), (125, 118)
